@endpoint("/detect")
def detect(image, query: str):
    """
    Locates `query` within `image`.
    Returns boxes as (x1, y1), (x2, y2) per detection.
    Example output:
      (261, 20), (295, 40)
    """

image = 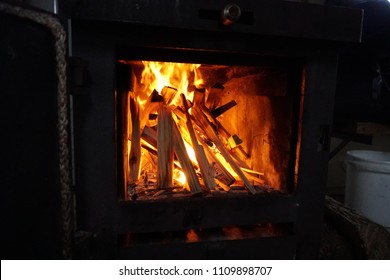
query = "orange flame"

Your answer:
(138, 61), (204, 187)
(141, 61), (203, 104)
